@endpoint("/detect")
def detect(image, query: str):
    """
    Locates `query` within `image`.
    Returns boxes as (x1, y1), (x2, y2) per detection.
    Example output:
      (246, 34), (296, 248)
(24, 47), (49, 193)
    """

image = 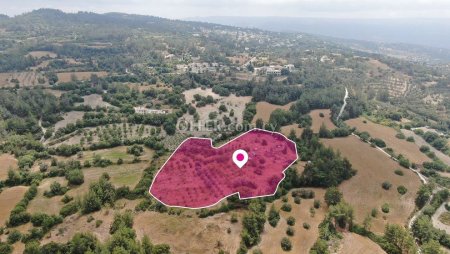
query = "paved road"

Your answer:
(401, 129), (450, 166)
